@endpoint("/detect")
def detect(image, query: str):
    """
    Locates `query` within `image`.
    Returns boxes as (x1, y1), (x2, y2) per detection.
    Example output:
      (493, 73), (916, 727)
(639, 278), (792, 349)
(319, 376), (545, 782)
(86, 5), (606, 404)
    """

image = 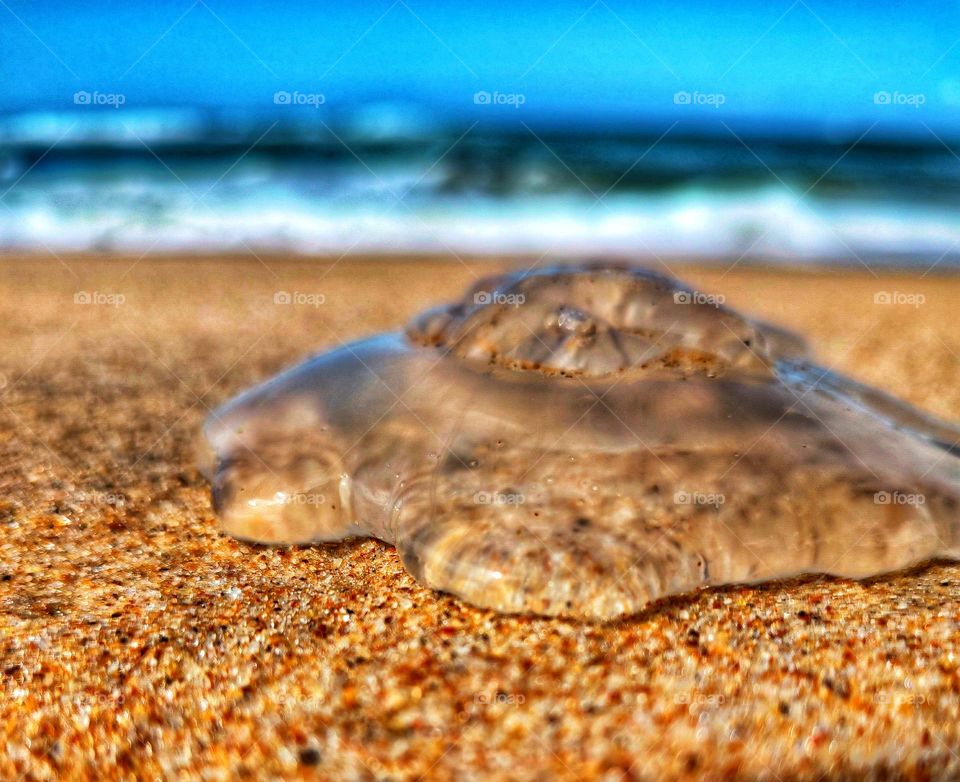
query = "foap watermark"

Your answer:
(874, 491), (925, 507)
(247, 492), (327, 509)
(473, 91), (526, 108)
(873, 91), (925, 108)
(674, 91), (726, 108)
(874, 291), (924, 308)
(74, 291), (125, 307)
(65, 692), (130, 709)
(74, 91), (125, 108)
(274, 291), (326, 307)
(475, 490), (525, 506)
(76, 490), (125, 507)
(285, 492), (327, 506)
(674, 490), (725, 507)
(474, 290), (525, 307)
(676, 692), (725, 707)
(673, 290), (725, 307)
(273, 90), (326, 108)
(474, 691), (525, 706)
(874, 678), (927, 708)
(874, 690), (926, 707)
